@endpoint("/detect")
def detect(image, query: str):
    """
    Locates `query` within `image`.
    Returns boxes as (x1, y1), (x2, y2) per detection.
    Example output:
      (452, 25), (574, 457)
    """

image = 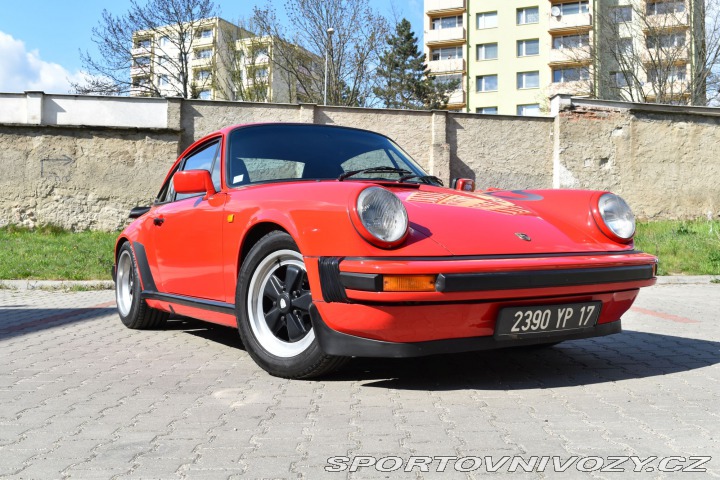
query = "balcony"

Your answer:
(641, 50), (689, 65)
(426, 0), (465, 14)
(425, 27), (465, 46)
(192, 56), (213, 67)
(131, 46), (152, 57)
(130, 66), (151, 77)
(549, 46), (591, 65)
(548, 80), (591, 98)
(427, 58), (465, 74)
(193, 34), (214, 47)
(548, 13), (592, 33)
(446, 88), (466, 106)
(644, 12), (689, 30)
